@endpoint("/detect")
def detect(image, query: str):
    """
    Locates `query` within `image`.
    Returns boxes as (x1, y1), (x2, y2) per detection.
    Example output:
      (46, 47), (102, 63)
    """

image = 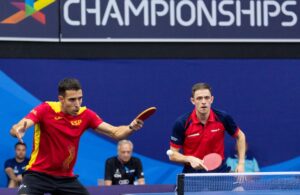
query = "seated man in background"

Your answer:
(4, 142), (29, 188)
(226, 142), (260, 172)
(104, 140), (145, 185)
